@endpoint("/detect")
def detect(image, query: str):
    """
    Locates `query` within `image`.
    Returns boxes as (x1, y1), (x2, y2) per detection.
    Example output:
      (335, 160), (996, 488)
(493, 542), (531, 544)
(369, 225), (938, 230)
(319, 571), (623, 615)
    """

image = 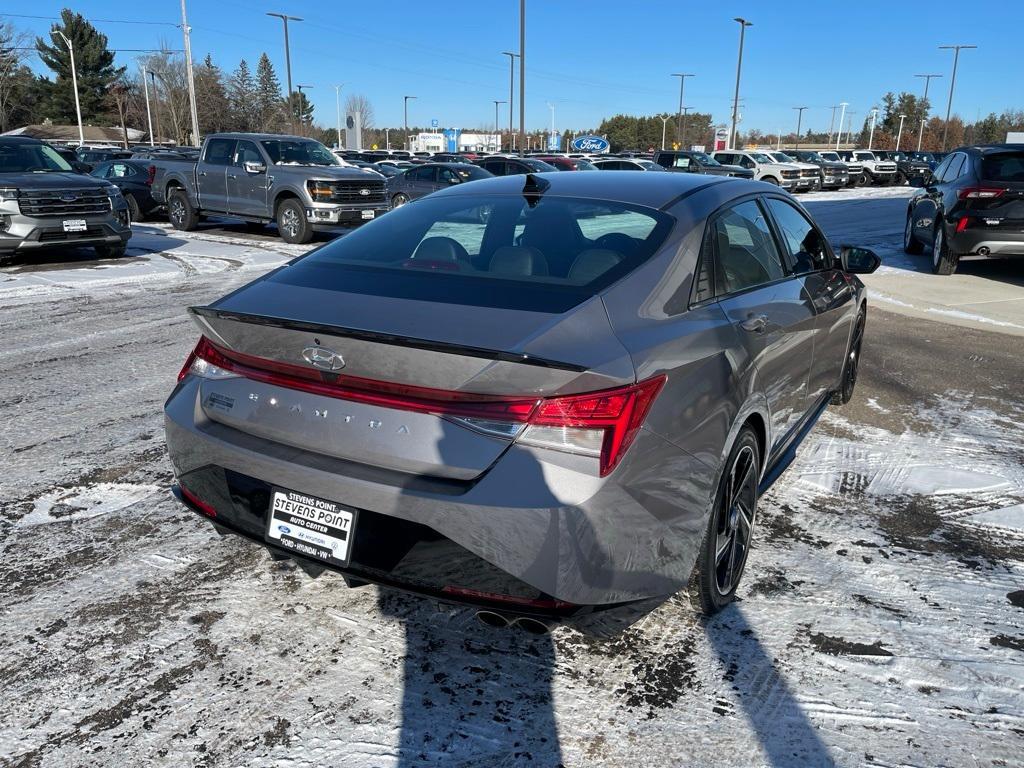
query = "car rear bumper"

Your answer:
(950, 226), (1024, 257)
(164, 375), (713, 608)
